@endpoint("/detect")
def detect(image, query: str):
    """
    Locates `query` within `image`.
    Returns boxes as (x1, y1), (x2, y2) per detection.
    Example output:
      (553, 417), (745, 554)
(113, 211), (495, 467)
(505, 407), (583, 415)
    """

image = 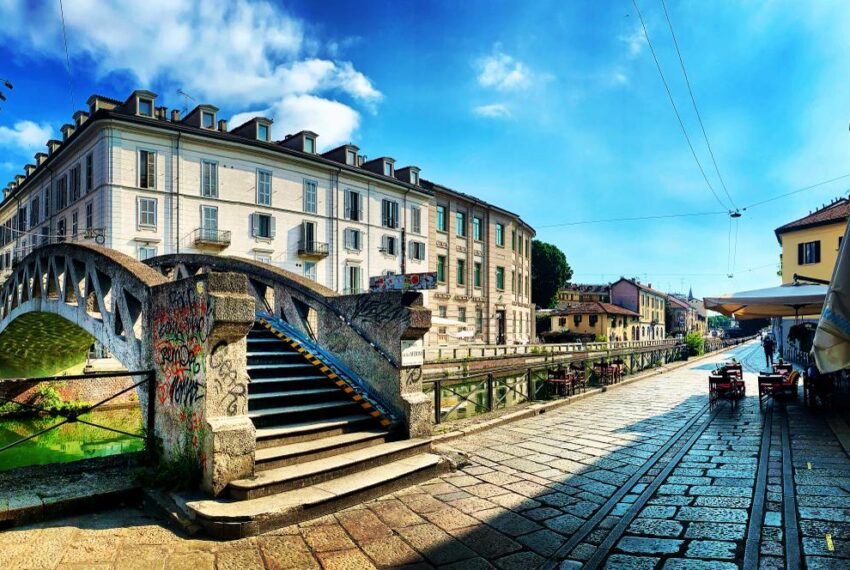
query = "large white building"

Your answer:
(1, 89), (535, 346)
(0, 90), (431, 293)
